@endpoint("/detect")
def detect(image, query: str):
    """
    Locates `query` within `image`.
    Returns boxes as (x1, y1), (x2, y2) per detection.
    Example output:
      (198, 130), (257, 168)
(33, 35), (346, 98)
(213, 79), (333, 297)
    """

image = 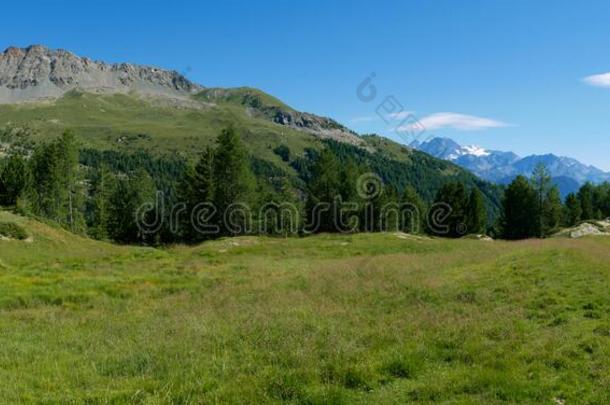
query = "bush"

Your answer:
(0, 222), (28, 240)
(273, 144), (291, 162)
